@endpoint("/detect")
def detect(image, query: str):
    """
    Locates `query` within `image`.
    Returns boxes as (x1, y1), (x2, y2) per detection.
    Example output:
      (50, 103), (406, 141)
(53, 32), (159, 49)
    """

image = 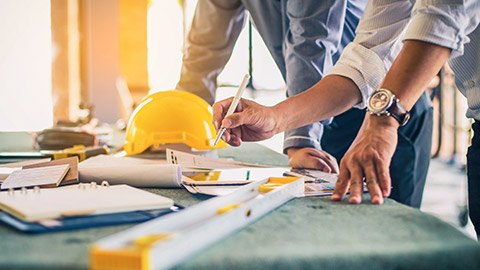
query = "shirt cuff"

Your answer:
(283, 123), (324, 154)
(327, 43), (386, 109)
